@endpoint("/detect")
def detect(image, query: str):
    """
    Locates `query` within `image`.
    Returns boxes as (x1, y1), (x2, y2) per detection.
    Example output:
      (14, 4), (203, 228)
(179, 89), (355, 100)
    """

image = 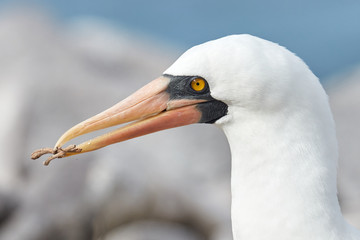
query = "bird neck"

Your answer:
(220, 107), (356, 240)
